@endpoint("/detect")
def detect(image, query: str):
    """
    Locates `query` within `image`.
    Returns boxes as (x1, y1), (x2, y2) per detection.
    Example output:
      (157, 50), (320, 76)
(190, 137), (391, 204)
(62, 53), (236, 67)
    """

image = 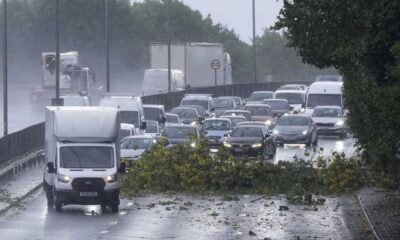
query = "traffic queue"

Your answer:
(118, 80), (347, 163)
